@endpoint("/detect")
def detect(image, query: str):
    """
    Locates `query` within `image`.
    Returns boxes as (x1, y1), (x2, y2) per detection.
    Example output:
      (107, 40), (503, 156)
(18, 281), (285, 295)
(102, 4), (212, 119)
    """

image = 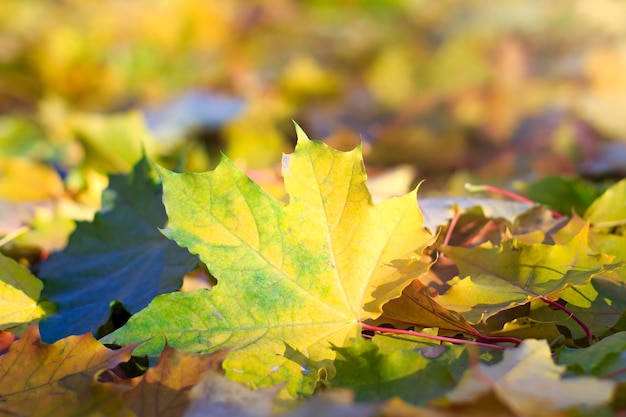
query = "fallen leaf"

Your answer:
(0, 325), (135, 416)
(0, 251), (52, 331)
(418, 197), (532, 232)
(442, 339), (615, 416)
(330, 336), (466, 405)
(125, 344), (226, 417)
(103, 127), (435, 397)
(380, 279), (479, 336)
(517, 175), (599, 216)
(585, 178), (626, 228)
(485, 317), (562, 345)
(548, 219), (626, 338)
(184, 370), (280, 417)
(39, 157), (198, 342)
(438, 224), (616, 322)
(558, 332), (626, 375)
(538, 275), (626, 340)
